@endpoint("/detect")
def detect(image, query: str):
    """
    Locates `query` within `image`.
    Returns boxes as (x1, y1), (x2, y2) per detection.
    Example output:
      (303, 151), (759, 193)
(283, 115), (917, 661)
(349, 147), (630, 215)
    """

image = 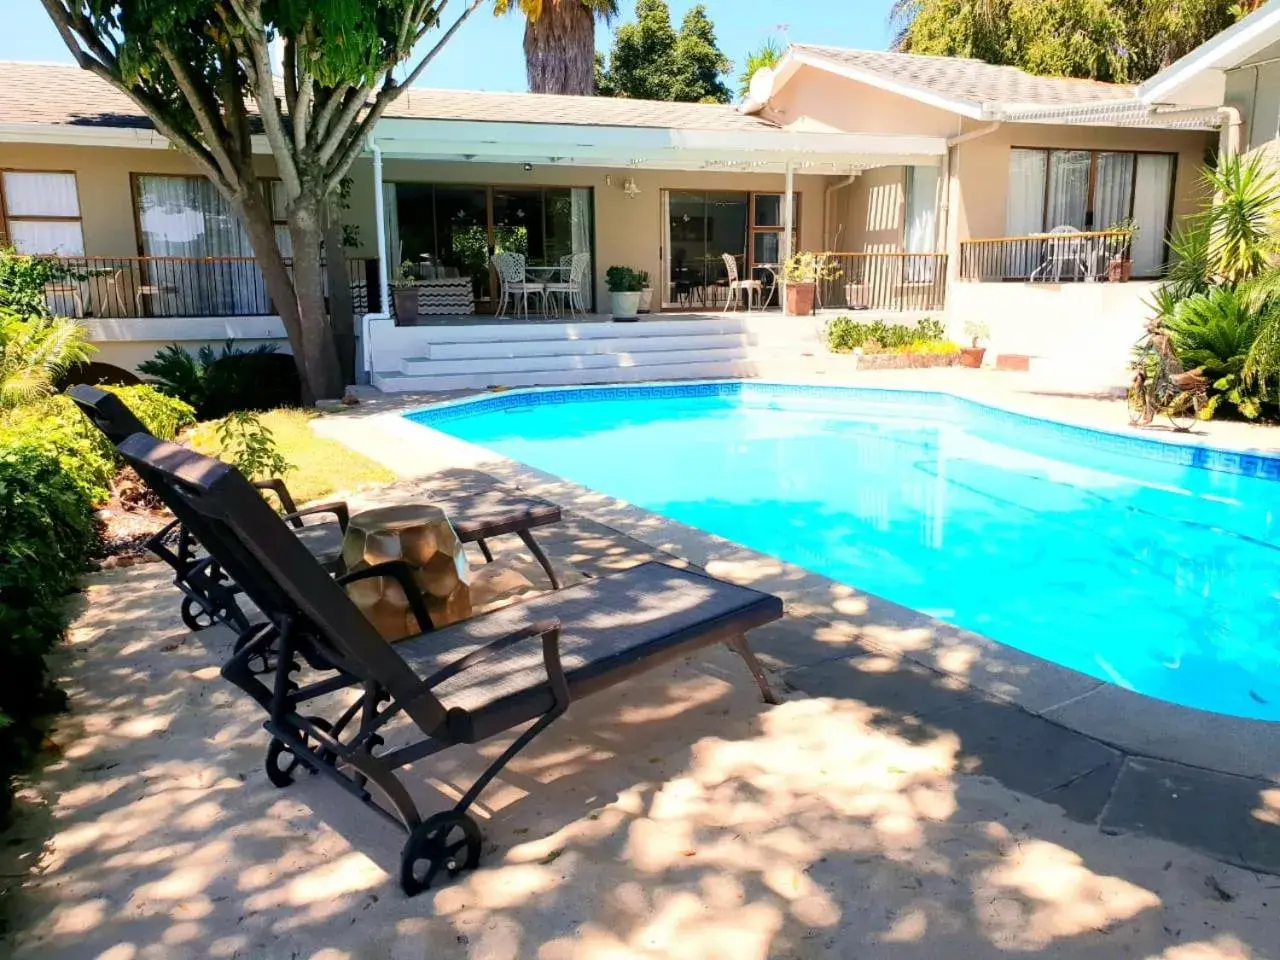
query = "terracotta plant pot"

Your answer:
(610, 291), (642, 321)
(1107, 258), (1133, 282)
(959, 346), (986, 369)
(785, 281), (816, 316)
(393, 287), (420, 323)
